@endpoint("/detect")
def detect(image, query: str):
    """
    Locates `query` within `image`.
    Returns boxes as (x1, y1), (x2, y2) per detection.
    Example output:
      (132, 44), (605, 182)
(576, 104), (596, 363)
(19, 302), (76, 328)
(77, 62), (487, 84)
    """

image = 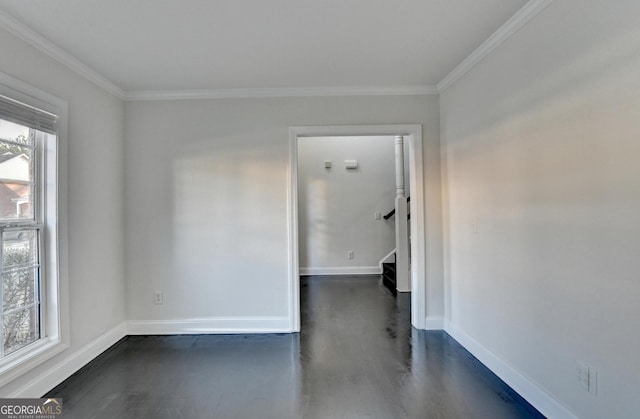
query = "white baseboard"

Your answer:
(127, 317), (292, 335)
(8, 322), (127, 398)
(445, 321), (578, 419)
(424, 316), (444, 330)
(300, 266), (381, 276)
